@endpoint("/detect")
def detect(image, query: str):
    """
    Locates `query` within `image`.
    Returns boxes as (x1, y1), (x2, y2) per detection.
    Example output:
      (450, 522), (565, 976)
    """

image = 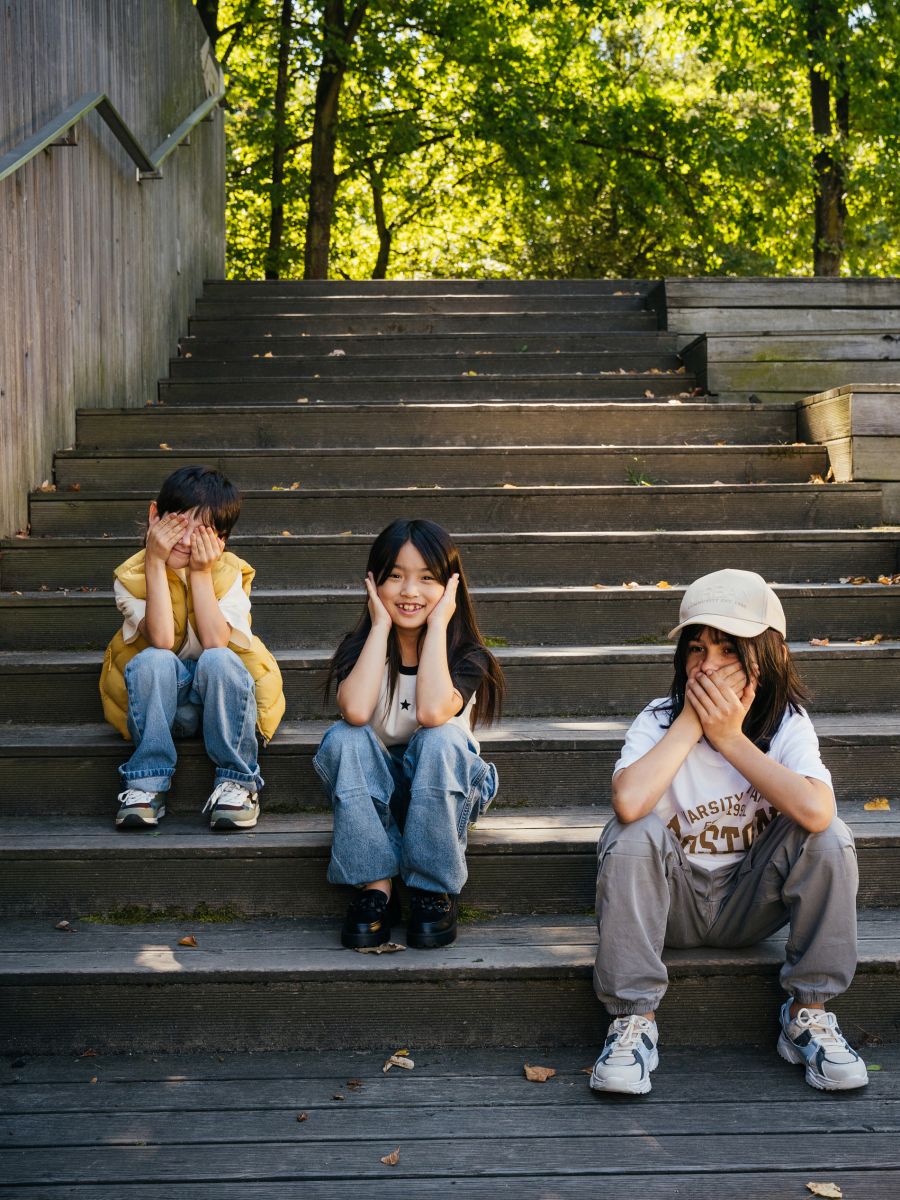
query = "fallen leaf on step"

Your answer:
(864, 798), (891, 811)
(840, 575), (870, 585)
(289, 482), (301, 490)
(592, 583), (607, 589)
(464, 370), (478, 376)
(347, 1079), (364, 1090)
(809, 637), (830, 646)
(296, 1112), (309, 1122)
(183, 352), (192, 358)
(380, 1147), (401, 1166)
(159, 443), (172, 451)
(357, 942), (406, 955)
(524, 1063), (556, 1082)
(877, 574), (900, 585)
(855, 633), (883, 645)
(806, 1185), (842, 1199)
(383, 1053), (415, 1072)
(656, 581), (671, 589)
(37, 480), (56, 492)
(501, 483), (518, 488)
(55, 920), (77, 933)
(333, 1093), (345, 1101)
(263, 351), (274, 358)
(15, 529), (30, 538)
(338, 530), (352, 536)
(328, 349), (346, 356)
(89, 1076), (98, 1084)
(622, 581), (639, 589)
(178, 935), (198, 948)
(280, 531), (293, 537)
(808, 474), (826, 484)
(295, 398), (308, 403)
(667, 399), (682, 405)
(68, 483), (81, 491)
(644, 390), (655, 398)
